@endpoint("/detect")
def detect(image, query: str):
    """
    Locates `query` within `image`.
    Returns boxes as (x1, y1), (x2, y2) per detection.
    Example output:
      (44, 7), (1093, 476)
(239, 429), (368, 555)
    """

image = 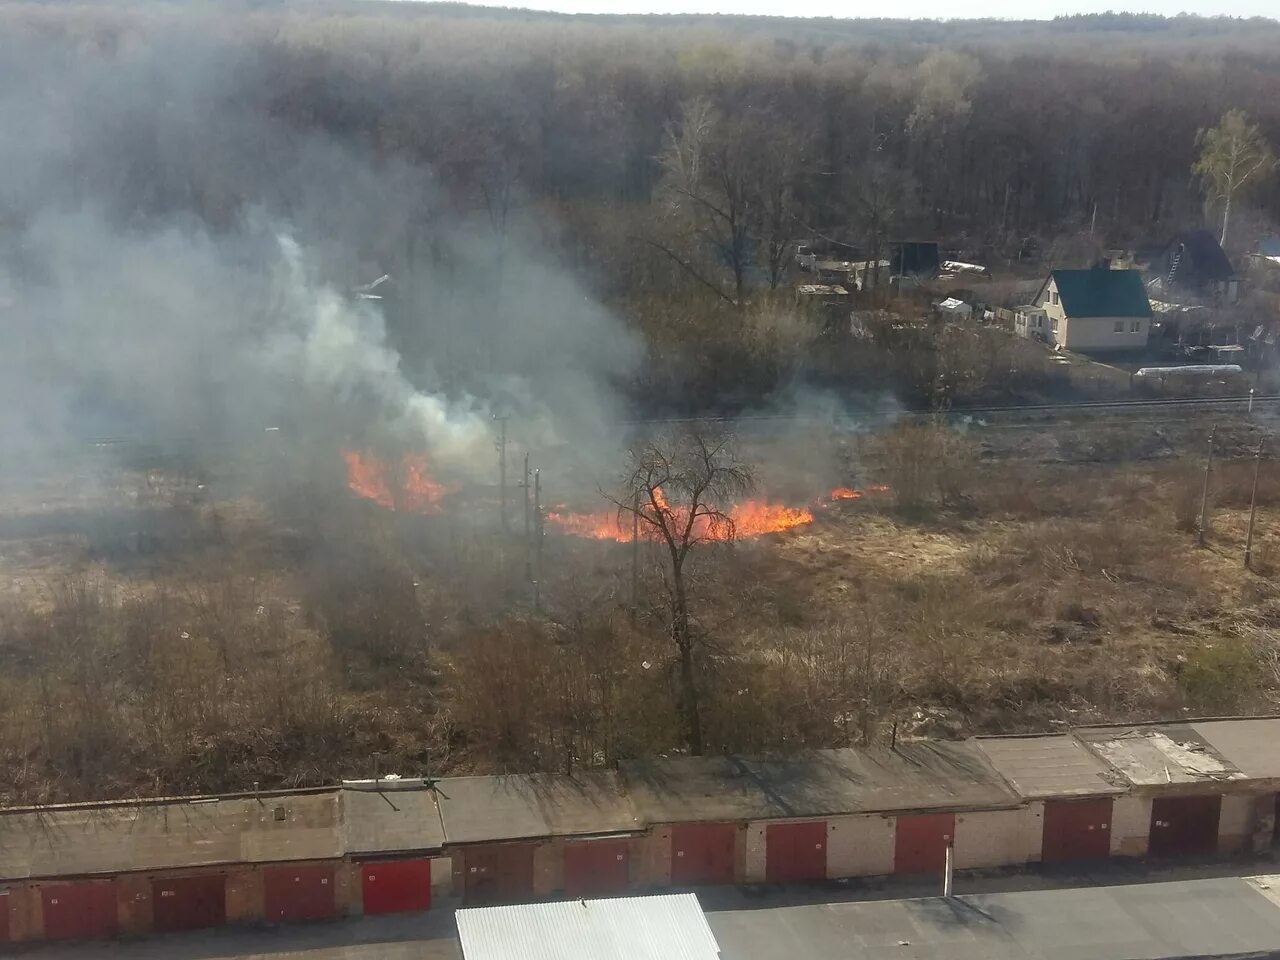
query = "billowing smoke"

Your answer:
(0, 14), (640, 486)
